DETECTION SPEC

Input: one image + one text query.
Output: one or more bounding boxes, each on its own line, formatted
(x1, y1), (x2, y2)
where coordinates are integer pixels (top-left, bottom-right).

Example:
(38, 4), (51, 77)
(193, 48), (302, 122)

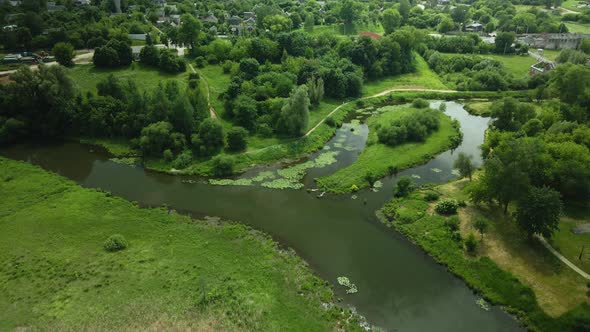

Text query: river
(0, 102), (523, 331)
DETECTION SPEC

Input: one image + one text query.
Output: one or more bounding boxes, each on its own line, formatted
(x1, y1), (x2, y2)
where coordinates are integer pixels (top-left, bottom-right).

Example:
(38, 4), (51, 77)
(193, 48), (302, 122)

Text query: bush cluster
(103, 234), (128, 252)
(435, 199), (459, 215)
(378, 109), (440, 146)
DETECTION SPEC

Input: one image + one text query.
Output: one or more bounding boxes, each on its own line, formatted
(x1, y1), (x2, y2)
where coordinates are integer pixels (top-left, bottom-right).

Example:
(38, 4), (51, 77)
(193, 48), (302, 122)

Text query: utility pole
(580, 246), (585, 261)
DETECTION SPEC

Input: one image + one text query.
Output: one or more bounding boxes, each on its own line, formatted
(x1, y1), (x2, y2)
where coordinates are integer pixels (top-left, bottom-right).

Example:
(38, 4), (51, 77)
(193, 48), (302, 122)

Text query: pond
(0, 102), (523, 331)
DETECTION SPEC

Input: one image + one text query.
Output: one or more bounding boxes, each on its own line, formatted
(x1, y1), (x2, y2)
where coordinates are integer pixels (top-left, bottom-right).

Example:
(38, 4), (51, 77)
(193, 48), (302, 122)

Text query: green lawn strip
(78, 137), (140, 157)
(482, 54), (537, 78)
(552, 210), (590, 274)
(316, 106), (461, 193)
(377, 189), (590, 332)
(68, 63), (189, 94)
(0, 157), (362, 331)
(565, 22), (590, 33)
(362, 55), (448, 96)
(464, 101), (493, 116)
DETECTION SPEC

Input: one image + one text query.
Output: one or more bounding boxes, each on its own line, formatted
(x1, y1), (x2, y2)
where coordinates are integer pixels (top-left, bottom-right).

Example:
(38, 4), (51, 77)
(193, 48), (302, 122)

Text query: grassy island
(0, 157), (358, 331)
(316, 105), (461, 193)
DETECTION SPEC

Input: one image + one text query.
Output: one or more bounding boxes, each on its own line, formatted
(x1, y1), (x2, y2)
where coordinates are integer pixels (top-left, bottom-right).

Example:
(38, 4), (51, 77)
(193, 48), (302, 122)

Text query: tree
(171, 96), (195, 136)
(277, 85), (310, 137)
(263, 15), (293, 34)
(211, 155), (235, 176)
(394, 176), (414, 197)
(139, 121), (174, 156)
(580, 38), (590, 54)
(306, 76), (324, 106)
(304, 14), (315, 32)
(232, 95), (258, 130)
(495, 32), (515, 54)
(398, 0), (411, 23)
(139, 45), (160, 66)
(227, 127), (248, 152)
(178, 14), (202, 49)
(454, 152), (475, 180)
(381, 9), (402, 35)
(474, 218), (489, 240)
(93, 46), (119, 67)
(239, 58), (260, 80)
(451, 5), (470, 30)
(52, 42), (75, 67)
(339, 0), (363, 24)
(437, 16), (455, 33)
(516, 186), (562, 239)
(194, 118), (224, 155)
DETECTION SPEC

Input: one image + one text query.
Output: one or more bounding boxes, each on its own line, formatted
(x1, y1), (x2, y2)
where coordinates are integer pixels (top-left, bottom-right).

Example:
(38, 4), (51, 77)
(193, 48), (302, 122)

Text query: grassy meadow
(316, 105), (461, 193)
(0, 157), (349, 331)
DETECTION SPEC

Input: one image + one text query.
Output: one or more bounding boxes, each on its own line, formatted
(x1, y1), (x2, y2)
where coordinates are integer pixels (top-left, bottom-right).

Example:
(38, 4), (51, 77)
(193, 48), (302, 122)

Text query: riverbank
(316, 105), (462, 193)
(377, 178), (590, 332)
(0, 157), (364, 331)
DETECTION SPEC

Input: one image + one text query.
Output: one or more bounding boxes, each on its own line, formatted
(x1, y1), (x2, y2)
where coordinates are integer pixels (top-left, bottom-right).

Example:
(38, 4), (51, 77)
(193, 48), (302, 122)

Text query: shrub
(163, 149), (174, 162)
(424, 191), (440, 202)
(444, 216), (460, 231)
(451, 231), (462, 242)
(464, 233), (478, 253)
(104, 234), (128, 252)
(195, 56), (207, 68)
(411, 98), (430, 108)
(394, 177), (414, 197)
(211, 155), (235, 176)
(325, 116), (337, 127)
(227, 127), (248, 152)
(435, 199), (459, 215)
(172, 151), (192, 169)
(189, 79), (199, 89)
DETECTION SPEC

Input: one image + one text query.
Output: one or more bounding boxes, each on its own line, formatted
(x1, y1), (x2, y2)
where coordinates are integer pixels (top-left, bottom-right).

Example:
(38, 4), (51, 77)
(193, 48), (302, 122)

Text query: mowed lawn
(482, 54), (536, 77)
(362, 55), (448, 96)
(68, 63), (189, 94)
(317, 106), (459, 193)
(565, 21), (590, 34)
(0, 157), (337, 331)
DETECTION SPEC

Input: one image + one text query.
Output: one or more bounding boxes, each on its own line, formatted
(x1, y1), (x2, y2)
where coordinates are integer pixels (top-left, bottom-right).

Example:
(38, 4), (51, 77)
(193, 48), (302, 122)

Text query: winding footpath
(188, 63), (218, 119)
(304, 87), (457, 137)
(537, 235), (590, 280)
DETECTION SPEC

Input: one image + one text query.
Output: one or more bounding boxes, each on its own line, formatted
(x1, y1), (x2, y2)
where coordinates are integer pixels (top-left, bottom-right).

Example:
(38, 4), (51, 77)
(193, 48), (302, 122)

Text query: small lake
(1, 102), (523, 331)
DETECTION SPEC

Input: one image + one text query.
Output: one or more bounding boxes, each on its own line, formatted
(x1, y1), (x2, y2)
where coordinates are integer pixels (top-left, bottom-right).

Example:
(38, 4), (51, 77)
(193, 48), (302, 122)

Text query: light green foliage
(435, 199), (459, 215)
(277, 85), (310, 137)
(0, 158), (341, 331)
(103, 234), (128, 252)
(453, 152), (474, 180)
(52, 42), (75, 67)
(381, 9), (402, 34)
(337, 276), (358, 294)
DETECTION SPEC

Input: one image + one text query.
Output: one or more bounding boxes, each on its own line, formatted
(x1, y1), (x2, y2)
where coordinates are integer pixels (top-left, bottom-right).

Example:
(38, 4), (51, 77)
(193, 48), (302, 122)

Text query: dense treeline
(468, 63), (590, 239)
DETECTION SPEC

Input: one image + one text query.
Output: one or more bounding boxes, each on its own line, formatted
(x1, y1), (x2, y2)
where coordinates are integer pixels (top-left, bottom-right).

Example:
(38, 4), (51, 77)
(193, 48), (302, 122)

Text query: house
(201, 14), (218, 24)
(228, 15), (242, 27)
(2, 24), (17, 31)
(169, 14), (181, 24)
(517, 33), (589, 50)
(465, 23), (483, 33)
(244, 11), (256, 20)
(75, 0), (91, 5)
(438, 0), (450, 5)
(128, 33), (147, 41)
(46, 1), (65, 11)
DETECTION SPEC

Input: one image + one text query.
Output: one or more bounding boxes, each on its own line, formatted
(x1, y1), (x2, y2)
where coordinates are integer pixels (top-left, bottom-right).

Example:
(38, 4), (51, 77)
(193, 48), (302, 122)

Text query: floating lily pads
(109, 157), (140, 166)
(451, 169), (461, 176)
(411, 174), (421, 179)
(337, 276), (358, 294)
(431, 168), (442, 173)
(261, 179), (304, 190)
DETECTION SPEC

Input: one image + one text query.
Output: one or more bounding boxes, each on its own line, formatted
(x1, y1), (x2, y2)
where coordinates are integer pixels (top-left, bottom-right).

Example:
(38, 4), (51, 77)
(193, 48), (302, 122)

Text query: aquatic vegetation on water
(314, 151), (339, 168)
(333, 142), (344, 148)
(351, 195), (357, 200)
(411, 174), (421, 179)
(451, 169), (461, 176)
(343, 146), (356, 151)
(373, 180), (383, 188)
(251, 171), (276, 182)
(431, 168), (442, 173)
(208, 178), (253, 186)
(323, 145), (331, 150)
(337, 276), (358, 294)
(261, 179), (304, 190)
(476, 298), (490, 311)
(110, 157), (140, 166)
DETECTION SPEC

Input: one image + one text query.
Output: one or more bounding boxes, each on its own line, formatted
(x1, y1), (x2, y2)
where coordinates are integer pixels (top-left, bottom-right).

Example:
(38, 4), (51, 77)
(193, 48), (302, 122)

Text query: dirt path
(304, 88), (457, 137)
(537, 235), (590, 280)
(189, 64), (218, 120)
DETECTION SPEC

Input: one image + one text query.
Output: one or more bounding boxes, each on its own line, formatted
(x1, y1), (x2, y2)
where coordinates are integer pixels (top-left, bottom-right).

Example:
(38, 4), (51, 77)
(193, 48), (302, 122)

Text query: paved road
(0, 50), (95, 76)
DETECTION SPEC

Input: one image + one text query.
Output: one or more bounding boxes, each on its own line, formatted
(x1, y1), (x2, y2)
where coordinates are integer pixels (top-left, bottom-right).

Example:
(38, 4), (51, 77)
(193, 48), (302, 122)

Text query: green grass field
(378, 180), (590, 332)
(482, 54), (536, 77)
(464, 101), (493, 116)
(362, 55), (448, 96)
(552, 205), (590, 274)
(0, 157), (347, 331)
(562, 0), (584, 12)
(68, 63), (189, 94)
(565, 22), (590, 33)
(316, 106), (460, 193)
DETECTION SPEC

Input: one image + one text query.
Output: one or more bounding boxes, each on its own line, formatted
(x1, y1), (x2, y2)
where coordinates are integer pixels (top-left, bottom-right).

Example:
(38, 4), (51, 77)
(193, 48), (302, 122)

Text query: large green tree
(52, 42), (75, 67)
(381, 9), (402, 35)
(277, 85), (310, 137)
(516, 186), (562, 239)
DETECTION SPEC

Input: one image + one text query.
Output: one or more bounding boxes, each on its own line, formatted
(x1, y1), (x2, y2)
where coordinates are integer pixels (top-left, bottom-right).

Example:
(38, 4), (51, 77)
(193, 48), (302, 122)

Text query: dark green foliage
(193, 119), (224, 156)
(453, 152), (474, 180)
(411, 98), (430, 108)
(516, 186), (562, 239)
(378, 108), (440, 146)
(231, 95), (258, 130)
(227, 127), (248, 152)
(464, 233), (478, 253)
(52, 42), (75, 67)
(435, 199), (459, 215)
(445, 216), (460, 231)
(239, 58), (260, 80)
(394, 176), (414, 197)
(93, 46), (119, 67)
(325, 117), (337, 127)
(172, 151), (193, 169)
(159, 50), (186, 73)
(474, 218), (489, 239)
(211, 155), (235, 176)
(424, 191), (440, 202)
(491, 98), (536, 131)
(104, 234), (128, 252)
(139, 122), (178, 157)
(139, 45), (160, 66)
